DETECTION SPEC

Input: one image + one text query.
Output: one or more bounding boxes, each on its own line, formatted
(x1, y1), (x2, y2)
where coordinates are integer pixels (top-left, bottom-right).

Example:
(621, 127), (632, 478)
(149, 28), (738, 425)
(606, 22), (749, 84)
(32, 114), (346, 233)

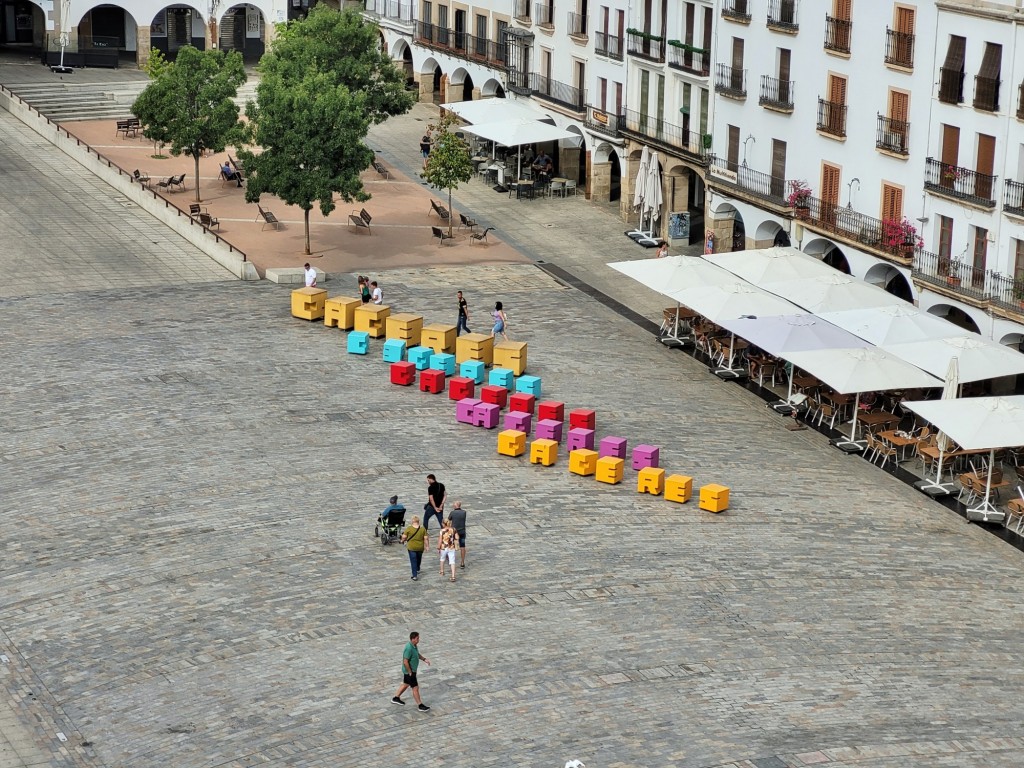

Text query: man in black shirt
(456, 290), (471, 336)
(424, 474), (446, 531)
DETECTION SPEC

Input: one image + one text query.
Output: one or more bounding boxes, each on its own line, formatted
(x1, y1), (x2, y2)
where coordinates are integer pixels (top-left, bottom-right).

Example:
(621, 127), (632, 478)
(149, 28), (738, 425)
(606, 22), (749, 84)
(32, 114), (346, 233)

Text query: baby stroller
(375, 497), (406, 546)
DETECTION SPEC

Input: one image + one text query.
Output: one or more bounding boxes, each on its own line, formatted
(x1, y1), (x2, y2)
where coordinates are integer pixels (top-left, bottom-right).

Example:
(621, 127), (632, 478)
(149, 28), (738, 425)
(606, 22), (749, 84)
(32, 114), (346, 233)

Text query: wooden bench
(116, 118), (139, 138)
(157, 174), (186, 193)
(373, 160), (390, 180)
(198, 211), (220, 231)
(227, 155), (246, 182)
(256, 204), (281, 231)
(470, 226), (494, 245)
(348, 208), (372, 233)
(432, 226), (454, 246)
(429, 199), (451, 220)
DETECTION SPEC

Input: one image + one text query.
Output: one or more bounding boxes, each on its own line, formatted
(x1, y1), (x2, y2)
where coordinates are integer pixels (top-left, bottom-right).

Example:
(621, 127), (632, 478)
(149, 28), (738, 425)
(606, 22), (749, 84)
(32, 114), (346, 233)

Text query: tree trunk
(304, 208), (311, 255)
(447, 188), (454, 238)
(193, 152), (201, 202)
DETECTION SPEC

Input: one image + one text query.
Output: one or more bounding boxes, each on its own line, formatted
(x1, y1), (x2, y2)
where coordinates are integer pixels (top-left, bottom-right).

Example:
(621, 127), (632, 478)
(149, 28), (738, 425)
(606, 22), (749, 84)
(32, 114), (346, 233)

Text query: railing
(568, 12), (587, 37)
(715, 64), (746, 98)
(767, 0), (798, 31)
(534, 2), (553, 27)
(627, 31), (665, 62)
(585, 105), (622, 136)
(884, 28), (914, 68)
(973, 75), (1000, 112)
(1004, 179), (1024, 217)
(816, 97), (847, 137)
(759, 75), (794, 110)
(707, 155), (788, 205)
(876, 114), (909, 155)
(722, 0), (751, 22)
(513, 0), (530, 21)
(912, 250), (989, 301)
(988, 271), (1024, 313)
(622, 109), (708, 160)
(362, 0), (413, 22)
(824, 16), (851, 53)
(924, 157), (997, 207)
(414, 22), (507, 67)
(594, 31), (624, 60)
(939, 67), (964, 104)
(667, 43), (710, 76)
(530, 73), (585, 112)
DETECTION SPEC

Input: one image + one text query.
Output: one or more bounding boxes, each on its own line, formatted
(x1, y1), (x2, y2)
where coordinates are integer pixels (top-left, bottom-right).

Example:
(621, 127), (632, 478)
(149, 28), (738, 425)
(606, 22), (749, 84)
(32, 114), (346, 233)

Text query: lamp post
(208, 0), (221, 49)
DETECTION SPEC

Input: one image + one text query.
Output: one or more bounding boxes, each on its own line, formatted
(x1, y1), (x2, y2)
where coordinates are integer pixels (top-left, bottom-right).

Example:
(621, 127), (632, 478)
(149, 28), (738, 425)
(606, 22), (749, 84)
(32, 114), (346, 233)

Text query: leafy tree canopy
(422, 111), (474, 236)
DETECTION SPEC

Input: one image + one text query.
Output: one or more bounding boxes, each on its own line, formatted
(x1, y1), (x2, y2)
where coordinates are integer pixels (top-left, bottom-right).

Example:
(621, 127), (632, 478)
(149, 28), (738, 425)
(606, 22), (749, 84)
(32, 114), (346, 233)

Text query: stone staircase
(5, 78), (260, 123)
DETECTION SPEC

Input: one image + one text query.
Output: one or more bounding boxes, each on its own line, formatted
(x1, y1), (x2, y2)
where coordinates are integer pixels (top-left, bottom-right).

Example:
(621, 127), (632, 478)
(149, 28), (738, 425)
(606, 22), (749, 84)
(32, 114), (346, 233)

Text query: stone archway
(562, 124), (586, 189)
(804, 238), (851, 274)
(754, 219), (788, 249)
(148, 5), (206, 59)
(417, 56), (442, 103)
(924, 304), (981, 334)
(218, 3), (267, 63)
(480, 77), (505, 98)
(74, 3), (139, 64)
(590, 143), (620, 203)
(709, 202), (743, 253)
(865, 263), (914, 302)
(0, 0), (46, 49)
(391, 38), (413, 85)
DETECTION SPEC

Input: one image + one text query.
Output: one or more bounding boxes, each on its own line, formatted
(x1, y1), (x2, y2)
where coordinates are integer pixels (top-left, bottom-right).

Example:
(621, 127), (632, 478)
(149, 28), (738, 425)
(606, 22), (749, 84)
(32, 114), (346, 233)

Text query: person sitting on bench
(221, 161), (243, 188)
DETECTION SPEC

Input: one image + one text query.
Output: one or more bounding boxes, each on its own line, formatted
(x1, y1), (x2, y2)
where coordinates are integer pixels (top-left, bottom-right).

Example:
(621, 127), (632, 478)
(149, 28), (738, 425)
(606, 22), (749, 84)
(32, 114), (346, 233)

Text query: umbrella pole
(787, 365), (794, 400)
(849, 393), (860, 441)
(933, 448), (945, 484)
(727, 333), (735, 370)
(967, 448), (1003, 523)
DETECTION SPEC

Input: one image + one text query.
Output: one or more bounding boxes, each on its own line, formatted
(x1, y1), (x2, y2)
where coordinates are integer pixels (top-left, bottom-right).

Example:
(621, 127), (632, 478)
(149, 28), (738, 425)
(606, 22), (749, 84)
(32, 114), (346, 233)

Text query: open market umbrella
(703, 246), (835, 286)
(762, 272), (905, 314)
(819, 305), (962, 346)
(880, 335), (1024, 383)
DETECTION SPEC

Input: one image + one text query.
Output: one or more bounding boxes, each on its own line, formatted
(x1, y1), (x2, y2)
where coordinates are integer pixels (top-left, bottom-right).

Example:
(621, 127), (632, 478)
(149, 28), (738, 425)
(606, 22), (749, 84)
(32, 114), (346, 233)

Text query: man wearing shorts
(437, 518), (458, 582)
(392, 631), (430, 711)
(449, 500), (467, 569)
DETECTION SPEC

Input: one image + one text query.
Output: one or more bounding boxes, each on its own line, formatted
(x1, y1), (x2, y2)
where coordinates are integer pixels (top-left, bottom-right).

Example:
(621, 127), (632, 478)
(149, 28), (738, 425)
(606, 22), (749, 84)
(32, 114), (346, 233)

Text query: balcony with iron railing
(414, 22), (507, 67)
(1004, 179), (1024, 217)
(529, 73), (585, 113)
(722, 0), (751, 23)
(627, 31), (665, 62)
(939, 67), (964, 104)
(715, 64), (746, 98)
(912, 249), (990, 303)
(534, 2), (553, 28)
(973, 75), (1000, 112)
(667, 42), (709, 77)
(363, 0), (413, 23)
(876, 114), (909, 155)
(988, 271), (1024, 315)
(513, 0), (530, 22)
(767, 0), (798, 32)
(706, 155), (789, 206)
(884, 28), (914, 68)
(621, 109), (707, 161)
(824, 16), (851, 53)
(800, 196), (917, 263)
(759, 75), (794, 111)
(816, 98), (847, 137)
(924, 157), (997, 208)
(585, 105), (622, 137)
(594, 30), (624, 60)
(568, 12), (587, 38)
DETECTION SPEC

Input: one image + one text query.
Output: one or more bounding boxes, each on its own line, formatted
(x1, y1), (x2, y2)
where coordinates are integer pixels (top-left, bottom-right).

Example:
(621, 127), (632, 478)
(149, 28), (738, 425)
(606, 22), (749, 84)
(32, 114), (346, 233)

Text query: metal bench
(432, 226), (454, 246)
(256, 204), (281, 231)
(429, 199), (451, 220)
(348, 208), (372, 233)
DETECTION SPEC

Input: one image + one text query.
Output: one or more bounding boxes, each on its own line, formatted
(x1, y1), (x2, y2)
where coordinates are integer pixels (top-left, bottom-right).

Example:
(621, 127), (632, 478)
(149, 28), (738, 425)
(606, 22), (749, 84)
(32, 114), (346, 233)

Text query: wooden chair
(256, 204), (281, 231)
(817, 402), (840, 431)
(189, 203), (202, 218)
(429, 199), (451, 220)
(1005, 487), (1024, 534)
(198, 211), (219, 230)
(348, 208), (372, 233)
(458, 212), (477, 232)
(132, 169), (150, 187)
(470, 226), (495, 245)
(167, 174), (186, 192)
(432, 226), (454, 246)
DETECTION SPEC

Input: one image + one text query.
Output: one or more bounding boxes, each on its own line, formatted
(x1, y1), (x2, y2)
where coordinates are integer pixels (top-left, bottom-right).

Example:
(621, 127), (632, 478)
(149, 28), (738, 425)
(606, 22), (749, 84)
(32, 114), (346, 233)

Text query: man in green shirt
(392, 631), (431, 711)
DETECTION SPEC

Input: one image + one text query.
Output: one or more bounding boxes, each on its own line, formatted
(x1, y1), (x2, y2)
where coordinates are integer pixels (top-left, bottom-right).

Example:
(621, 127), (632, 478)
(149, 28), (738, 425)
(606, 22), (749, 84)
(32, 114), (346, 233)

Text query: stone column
(711, 216), (733, 254)
(590, 160), (611, 203)
(136, 25), (151, 68)
(418, 77), (433, 103)
(471, 87), (480, 100)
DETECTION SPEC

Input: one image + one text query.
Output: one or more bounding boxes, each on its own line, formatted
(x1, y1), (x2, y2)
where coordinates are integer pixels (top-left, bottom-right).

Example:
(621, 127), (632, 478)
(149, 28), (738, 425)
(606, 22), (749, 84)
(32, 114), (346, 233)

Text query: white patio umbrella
(627, 146), (650, 238)
(903, 395), (1024, 521)
(819, 305), (963, 347)
(703, 246), (835, 286)
(784, 346), (940, 449)
(880, 335), (1024, 383)
(915, 357), (959, 496)
(460, 118), (575, 179)
(637, 150), (664, 246)
(440, 99), (541, 124)
(53, 0), (73, 73)
(763, 272), (906, 314)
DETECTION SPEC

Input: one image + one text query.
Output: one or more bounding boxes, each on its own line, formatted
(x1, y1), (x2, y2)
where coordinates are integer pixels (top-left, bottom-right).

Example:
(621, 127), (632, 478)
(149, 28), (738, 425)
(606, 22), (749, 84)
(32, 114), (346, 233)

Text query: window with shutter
(895, 6), (914, 34)
(770, 140), (787, 199)
(834, 0), (851, 21)
(727, 125), (740, 172)
(940, 124), (960, 168)
(1015, 239), (1024, 283)
(976, 133), (996, 200)
(972, 227), (988, 283)
(974, 42), (1002, 111)
(937, 215), (953, 261)
(880, 183), (904, 222)
(821, 163), (840, 206)
(939, 35), (966, 103)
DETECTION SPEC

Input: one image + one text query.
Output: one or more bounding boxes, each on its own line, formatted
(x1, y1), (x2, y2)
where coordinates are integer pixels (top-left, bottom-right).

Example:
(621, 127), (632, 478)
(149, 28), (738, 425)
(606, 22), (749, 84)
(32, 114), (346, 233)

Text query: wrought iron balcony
(884, 28), (914, 68)
(706, 155), (788, 206)
(767, 0), (798, 32)
(759, 75), (794, 110)
(938, 67), (964, 104)
(973, 75), (1000, 112)
(622, 109), (708, 161)
(414, 23), (507, 67)
(534, 2), (553, 28)
(594, 31), (623, 60)
(824, 16), (851, 53)
(987, 271), (1024, 314)
(722, 0), (751, 23)
(924, 157), (997, 208)
(715, 64), (746, 98)
(568, 12), (587, 38)
(585, 105), (622, 137)
(627, 31), (665, 62)
(513, 0), (530, 22)
(1004, 179), (1024, 217)
(799, 196), (918, 263)
(912, 249), (989, 301)
(816, 97), (847, 137)
(529, 73), (585, 112)
(876, 114), (909, 155)
(667, 43), (709, 76)
(363, 0), (413, 22)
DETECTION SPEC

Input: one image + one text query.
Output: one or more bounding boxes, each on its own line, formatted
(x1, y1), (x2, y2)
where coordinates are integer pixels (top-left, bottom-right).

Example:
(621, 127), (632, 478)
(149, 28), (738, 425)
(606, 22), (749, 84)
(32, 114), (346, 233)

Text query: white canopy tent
(703, 246), (836, 286)
(903, 395), (1024, 521)
(441, 99), (544, 124)
(880, 335), (1024, 383)
(460, 119), (576, 179)
(819, 305), (963, 347)
(762, 272), (906, 314)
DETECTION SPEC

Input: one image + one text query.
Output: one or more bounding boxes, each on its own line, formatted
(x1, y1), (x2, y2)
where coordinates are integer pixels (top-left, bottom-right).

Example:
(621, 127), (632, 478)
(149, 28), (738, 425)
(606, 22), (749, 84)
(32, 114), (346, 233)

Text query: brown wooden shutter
(829, 74), (847, 106)
(940, 124), (960, 166)
(779, 49), (791, 81)
(771, 139), (787, 198)
(821, 164), (841, 206)
(979, 43), (1002, 80)
(702, 7), (711, 52)
(895, 6), (914, 34)
(976, 134), (995, 176)
(727, 124), (740, 171)
(684, 3), (694, 45)
(880, 183), (903, 221)
(889, 90), (909, 122)
(732, 37), (744, 70)
(942, 35), (966, 70)
(834, 0), (851, 21)
(973, 228), (988, 276)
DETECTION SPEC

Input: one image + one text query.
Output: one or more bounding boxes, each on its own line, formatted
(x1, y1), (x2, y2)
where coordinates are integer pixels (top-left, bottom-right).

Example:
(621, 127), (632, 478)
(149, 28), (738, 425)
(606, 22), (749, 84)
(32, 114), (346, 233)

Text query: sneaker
(460, 563), (465, 569)
(417, 703), (430, 712)
(391, 697), (405, 706)
(411, 575), (418, 581)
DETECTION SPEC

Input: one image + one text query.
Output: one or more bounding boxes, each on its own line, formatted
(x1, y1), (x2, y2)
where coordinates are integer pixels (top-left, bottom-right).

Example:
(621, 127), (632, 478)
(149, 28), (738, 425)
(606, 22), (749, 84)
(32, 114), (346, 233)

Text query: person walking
(456, 290), (471, 336)
(449, 500), (467, 569)
(437, 518), (458, 582)
(400, 516), (428, 581)
(392, 631), (431, 711)
(303, 263), (317, 287)
(359, 276), (371, 304)
(420, 134), (431, 169)
(371, 281), (383, 304)
(491, 301), (509, 341)
(423, 474), (447, 531)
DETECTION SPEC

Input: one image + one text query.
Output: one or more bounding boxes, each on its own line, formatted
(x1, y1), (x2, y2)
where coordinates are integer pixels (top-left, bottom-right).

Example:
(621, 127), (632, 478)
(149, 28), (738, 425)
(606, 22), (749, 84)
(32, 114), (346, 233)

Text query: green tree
(131, 46), (246, 202)
(238, 69), (374, 255)
(421, 112), (474, 237)
(141, 47), (171, 80)
(260, 5), (413, 125)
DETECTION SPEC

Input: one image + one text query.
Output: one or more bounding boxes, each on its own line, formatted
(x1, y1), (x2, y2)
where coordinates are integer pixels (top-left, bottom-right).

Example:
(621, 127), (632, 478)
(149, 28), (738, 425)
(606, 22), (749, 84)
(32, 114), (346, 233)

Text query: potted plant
(938, 257), (961, 287)
(1013, 280), (1024, 309)
(786, 180), (812, 219)
(881, 217), (924, 258)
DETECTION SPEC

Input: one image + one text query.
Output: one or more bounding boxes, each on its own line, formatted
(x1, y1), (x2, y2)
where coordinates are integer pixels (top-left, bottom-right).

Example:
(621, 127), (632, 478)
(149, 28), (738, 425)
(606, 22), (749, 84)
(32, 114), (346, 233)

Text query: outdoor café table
(876, 429), (920, 463)
(856, 411), (901, 434)
(793, 373), (821, 392)
(822, 390), (855, 422)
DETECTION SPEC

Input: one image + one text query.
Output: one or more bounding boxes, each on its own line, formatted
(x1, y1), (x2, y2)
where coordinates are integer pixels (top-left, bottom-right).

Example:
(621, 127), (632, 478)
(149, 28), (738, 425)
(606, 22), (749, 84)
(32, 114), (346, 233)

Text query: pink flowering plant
(786, 179), (812, 208)
(882, 217), (924, 249)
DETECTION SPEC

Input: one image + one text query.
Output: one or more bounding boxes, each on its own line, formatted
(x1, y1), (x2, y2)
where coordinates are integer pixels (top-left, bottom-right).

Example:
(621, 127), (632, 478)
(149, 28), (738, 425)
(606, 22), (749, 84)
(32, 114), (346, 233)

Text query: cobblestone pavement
(4, 263), (1024, 768)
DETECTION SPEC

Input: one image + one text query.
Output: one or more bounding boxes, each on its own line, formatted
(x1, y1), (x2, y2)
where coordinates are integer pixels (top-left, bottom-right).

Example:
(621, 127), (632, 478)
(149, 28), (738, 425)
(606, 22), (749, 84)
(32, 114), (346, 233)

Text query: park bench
(348, 208), (372, 233)
(432, 226), (454, 246)
(157, 174), (186, 193)
(116, 118), (139, 138)
(256, 204), (281, 231)
(373, 159), (390, 180)
(470, 226), (495, 245)
(429, 199), (451, 220)
(458, 212), (477, 232)
(227, 155), (246, 182)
